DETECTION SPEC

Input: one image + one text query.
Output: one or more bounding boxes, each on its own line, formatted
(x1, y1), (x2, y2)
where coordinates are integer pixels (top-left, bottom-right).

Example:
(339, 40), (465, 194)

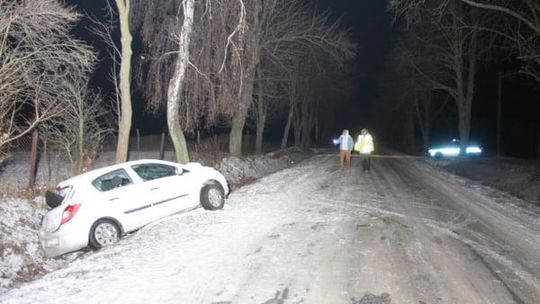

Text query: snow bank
(0, 198), (67, 293)
(430, 157), (540, 206)
(0, 147), (312, 293)
(218, 147), (311, 186)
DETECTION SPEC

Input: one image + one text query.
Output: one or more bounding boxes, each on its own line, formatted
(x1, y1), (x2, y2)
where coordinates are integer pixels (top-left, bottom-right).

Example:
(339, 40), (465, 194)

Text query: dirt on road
(2, 154), (539, 304)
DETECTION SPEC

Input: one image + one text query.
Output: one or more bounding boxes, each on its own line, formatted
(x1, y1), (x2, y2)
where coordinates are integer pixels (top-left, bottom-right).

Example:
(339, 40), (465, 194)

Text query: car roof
(59, 159), (180, 186)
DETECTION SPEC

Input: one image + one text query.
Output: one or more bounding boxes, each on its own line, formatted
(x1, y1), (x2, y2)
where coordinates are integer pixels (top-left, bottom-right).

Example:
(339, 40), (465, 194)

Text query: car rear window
(92, 169), (133, 192)
(56, 185), (72, 198)
(46, 186), (72, 208)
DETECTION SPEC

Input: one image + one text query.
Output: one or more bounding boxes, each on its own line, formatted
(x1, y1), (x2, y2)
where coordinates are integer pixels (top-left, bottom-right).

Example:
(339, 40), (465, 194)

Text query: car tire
(435, 152), (444, 159)
(89, 219), (120, 249)
(200, 182), (225, 210)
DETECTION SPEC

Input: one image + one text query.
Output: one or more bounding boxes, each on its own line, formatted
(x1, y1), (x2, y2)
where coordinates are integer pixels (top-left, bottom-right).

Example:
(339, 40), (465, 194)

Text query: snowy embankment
(429, 157), (540, 207)
(0, 198), (68, 292)
(0, 148), (311, 293)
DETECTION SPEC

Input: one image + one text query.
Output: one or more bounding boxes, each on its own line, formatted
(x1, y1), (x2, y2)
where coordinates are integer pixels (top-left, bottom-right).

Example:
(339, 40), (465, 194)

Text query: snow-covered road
(2, 154), (540, 304)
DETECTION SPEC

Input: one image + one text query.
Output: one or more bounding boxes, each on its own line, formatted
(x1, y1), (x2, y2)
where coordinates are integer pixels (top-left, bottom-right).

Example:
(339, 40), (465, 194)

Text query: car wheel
(89, 219), (120, 249)
(200, 183), (225, 210)
(435, 152), (444, 159)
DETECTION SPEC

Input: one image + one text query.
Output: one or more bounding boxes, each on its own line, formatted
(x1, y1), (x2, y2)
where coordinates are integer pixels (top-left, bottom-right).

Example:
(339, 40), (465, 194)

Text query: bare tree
(249, 63), (287, 153)
(113, 0), (134, 163)
(388, 1), (496, 152)
(165, 0), (195, 164)
(281, 64), (300, 149)
(42, 77), (111, 174)
(244, 1), (355, 152)
(132, 0), (354, 157)
(279, 44), (355, 149)
(384, 36), (451, 152)
(459, 0), (540, 83)
(132, 0), (241, 160)
(88, 1), (122, 129)
(252, 67), (268, 154)
(0, 0), (95, 165)
(242, 0), (355, 154)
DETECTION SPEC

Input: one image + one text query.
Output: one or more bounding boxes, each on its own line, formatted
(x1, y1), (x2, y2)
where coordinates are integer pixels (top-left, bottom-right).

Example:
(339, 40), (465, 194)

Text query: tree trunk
(423, 118), (431, 154)
(229, 71), (255, 157)
(301, 101), (311, 148)
(114, 0), (133, 163)
(229, 115), (246, 157)
(159, 132), (166, 160)
(315, 112), (319, 144)
(293, 106), (302, 147)
(77, 109), (84, 173)
(255, 111), (266, 154)
(458, 103), (471, 148)
(281, 103), (294, 149)
(167, 0), (195, 164)
(458, 50), (477, 154)
(281, 78), (297, 150)
(403, 109), (415, 152)
(293, 126), (301, 147)
(28, 131), (39, 189)
(255, 72), (266, 154)
(414, 93), (431, 153)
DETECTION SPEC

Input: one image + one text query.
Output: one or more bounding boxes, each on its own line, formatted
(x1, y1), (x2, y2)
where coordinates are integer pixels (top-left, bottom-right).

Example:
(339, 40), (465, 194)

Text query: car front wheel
(89, 219), (120, 249)
(200, 183), (225, 210)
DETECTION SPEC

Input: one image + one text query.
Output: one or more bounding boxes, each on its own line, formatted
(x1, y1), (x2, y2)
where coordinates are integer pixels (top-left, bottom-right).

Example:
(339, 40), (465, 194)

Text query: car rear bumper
(39, 227), (88, 257)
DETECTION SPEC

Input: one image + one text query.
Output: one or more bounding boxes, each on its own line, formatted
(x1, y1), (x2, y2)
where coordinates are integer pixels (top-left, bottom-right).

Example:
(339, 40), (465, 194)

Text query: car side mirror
(177, 168), (189, 176)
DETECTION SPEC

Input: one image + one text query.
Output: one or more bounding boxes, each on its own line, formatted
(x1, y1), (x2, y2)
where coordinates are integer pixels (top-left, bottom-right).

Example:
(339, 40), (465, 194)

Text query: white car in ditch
(40, 159), (229, 257)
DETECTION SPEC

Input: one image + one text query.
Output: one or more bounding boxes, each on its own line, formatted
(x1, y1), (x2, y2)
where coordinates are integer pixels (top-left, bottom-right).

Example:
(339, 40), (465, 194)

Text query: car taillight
(60, 203), (81, 225)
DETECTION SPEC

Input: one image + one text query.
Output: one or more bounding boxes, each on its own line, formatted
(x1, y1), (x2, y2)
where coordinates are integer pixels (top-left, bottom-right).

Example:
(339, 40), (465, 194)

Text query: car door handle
(150, 187), (160, 191)
(109, 197), (119, 201)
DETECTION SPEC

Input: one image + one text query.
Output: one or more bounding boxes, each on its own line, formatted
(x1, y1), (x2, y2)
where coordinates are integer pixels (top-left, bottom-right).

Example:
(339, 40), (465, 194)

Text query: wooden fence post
(159, 132), (166, 160)
(136, 129), (141, 160)
(536, 131), (540, 165)
(28, 131), (39, 189)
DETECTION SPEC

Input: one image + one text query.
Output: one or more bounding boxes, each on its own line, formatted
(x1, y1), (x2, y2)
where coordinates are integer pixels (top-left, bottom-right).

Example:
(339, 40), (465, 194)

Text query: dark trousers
(361, 154), (370, 172)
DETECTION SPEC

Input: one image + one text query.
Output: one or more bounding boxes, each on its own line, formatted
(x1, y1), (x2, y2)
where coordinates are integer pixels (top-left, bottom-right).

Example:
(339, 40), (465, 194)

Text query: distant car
(428, 139), (482, 158)
(39, 159), (229, 257)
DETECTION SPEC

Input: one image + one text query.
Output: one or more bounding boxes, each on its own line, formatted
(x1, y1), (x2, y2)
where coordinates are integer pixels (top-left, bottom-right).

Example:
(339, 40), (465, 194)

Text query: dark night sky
(70, 0), (539, 158)
(311, 0), (392, 131)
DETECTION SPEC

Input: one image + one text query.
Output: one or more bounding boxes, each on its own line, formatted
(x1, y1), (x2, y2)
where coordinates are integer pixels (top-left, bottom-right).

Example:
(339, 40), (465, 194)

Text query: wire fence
(1, 132), (235, 193)
(9, 132), (231, 153)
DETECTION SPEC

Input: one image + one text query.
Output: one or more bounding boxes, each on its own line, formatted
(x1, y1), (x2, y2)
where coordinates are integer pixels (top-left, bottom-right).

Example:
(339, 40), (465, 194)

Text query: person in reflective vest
(337, 129), (354, 171)
(354, 129), (374, 172)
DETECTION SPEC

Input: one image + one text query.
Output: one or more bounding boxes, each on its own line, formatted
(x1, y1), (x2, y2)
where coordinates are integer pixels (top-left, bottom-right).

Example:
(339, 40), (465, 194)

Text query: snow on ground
(218, 147), (309, 186)
(0, 148), (311, 294)
(2, 155), (370, 303)
(0, 198), (70, 293)
(1, 153), (539, 303)
(430, 157), (540, 206)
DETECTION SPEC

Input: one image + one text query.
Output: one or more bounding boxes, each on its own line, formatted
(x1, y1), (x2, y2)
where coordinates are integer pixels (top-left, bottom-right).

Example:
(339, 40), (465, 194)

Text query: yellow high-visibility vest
(354, 134), (374, 154)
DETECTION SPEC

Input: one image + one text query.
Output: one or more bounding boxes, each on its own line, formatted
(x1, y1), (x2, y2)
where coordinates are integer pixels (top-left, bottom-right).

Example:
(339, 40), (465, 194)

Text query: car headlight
(466, 146), (482, 154)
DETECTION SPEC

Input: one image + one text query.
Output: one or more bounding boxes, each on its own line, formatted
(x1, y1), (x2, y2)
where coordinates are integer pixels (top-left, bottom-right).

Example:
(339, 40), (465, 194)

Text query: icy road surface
(2, 154), (540, 304)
